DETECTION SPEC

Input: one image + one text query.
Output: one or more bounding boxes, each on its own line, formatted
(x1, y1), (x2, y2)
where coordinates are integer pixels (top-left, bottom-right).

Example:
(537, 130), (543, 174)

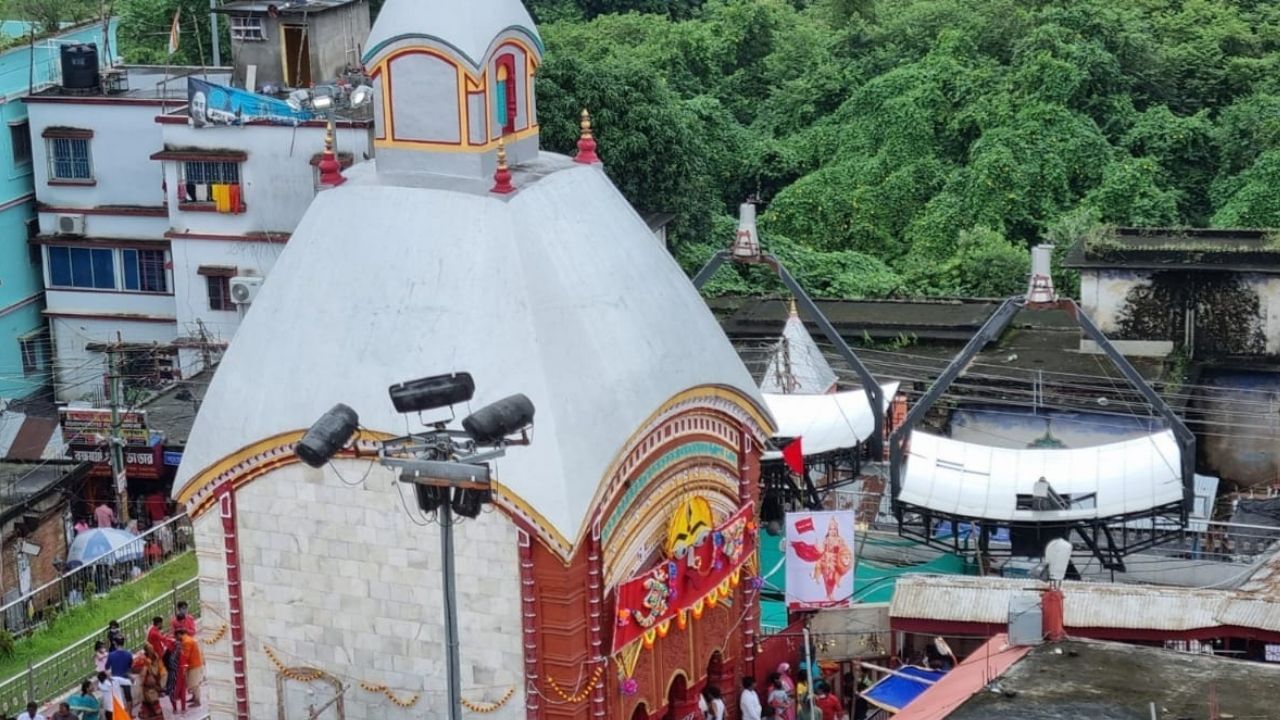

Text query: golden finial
(575, 108), (600, 164)
(491, 136), (514, 194)
(788, 297), (798, 316)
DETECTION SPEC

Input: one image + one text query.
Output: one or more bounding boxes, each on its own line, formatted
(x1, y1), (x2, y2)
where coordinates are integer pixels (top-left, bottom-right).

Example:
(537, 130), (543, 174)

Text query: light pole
(298, 373), (535, 720)
(287, 84), (374, 187)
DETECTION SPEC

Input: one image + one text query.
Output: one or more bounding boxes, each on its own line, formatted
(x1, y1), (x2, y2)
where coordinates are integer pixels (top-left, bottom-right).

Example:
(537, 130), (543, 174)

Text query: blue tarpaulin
(861, 666), (946, 713)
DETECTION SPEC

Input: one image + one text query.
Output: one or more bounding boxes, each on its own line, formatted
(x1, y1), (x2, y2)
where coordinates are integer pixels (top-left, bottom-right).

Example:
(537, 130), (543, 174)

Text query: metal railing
(1, 514), (194, 638)
(0, 576), (200, 716)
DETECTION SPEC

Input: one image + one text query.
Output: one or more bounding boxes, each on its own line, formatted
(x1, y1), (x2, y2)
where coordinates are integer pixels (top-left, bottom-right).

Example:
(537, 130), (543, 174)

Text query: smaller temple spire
(491, 137), (515, 194)
(788, 297), (798, 317)
(317, 123), (346, 187)
(574, 109), (600, 165)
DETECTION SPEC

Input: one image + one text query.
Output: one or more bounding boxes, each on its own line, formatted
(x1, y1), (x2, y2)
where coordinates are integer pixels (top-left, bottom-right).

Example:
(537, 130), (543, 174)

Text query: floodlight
(311, 93), (334, 111)
(451, 487), (490, 519)
(349, 84), (374, 107)
(414, 484), (448, 514)
(296, 403), (359, 467)
(462, 394), (535, 444)
(389, 373), (475, 415)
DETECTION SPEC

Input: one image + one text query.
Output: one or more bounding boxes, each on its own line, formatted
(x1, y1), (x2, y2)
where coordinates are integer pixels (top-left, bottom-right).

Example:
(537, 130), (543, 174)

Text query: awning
(898, 429), (1184, 521)
(762, 383), (899, 457)
(892, 634), (1030, 720)
(862, 666), (946, 713)
(150, 148), (248, 162)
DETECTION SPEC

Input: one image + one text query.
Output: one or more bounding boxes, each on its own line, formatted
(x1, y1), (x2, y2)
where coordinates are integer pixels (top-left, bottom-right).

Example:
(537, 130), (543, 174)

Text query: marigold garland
(359, 681), (421, 708)
(546, 665), (605, 703)
(461, 686), (516, 713)
(201, 623), (229, 645)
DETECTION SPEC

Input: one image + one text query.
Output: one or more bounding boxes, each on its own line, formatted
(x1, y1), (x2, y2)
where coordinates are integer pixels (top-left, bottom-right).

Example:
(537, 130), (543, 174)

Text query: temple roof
(759, 303), (838, 394)
(363, 0), (542, 67)
(173, 154), (769, 546)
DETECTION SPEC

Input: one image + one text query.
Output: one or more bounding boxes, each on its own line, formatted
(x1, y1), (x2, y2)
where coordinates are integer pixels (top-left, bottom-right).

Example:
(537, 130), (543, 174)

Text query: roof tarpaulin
(892, 634), (1030, 720)
(862, 666), (946, 713)
(763, 383), (900, 457)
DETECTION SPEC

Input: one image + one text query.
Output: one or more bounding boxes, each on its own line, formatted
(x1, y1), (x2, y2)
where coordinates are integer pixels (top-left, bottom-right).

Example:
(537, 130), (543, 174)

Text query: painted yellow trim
(374, 125), (539, 153)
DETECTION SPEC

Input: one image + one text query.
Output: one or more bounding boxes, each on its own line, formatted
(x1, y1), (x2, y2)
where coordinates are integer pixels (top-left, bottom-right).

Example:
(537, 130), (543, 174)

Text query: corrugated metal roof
(890, 574), (1280, 633)
(1239, 550), (1280, 598)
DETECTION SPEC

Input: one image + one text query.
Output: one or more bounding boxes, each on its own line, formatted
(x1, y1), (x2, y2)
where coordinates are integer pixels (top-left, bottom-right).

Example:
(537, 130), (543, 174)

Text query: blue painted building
(0, 19), (118, 402)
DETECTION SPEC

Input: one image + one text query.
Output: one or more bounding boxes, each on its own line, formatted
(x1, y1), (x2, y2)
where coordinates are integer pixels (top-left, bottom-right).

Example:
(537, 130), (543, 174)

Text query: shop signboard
(785, 510), (856, 610)
(68, 443), (163, 480)
(60, 408), (150, 446)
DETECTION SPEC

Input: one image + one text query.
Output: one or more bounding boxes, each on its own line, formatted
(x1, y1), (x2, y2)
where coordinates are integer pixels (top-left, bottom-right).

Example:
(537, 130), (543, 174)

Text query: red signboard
(69, 443), (163, 480)
(612, 503), (756, 653)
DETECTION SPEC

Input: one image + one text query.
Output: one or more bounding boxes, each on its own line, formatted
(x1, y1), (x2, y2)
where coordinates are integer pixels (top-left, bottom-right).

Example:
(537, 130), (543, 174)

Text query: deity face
(825, 517), (841, 538)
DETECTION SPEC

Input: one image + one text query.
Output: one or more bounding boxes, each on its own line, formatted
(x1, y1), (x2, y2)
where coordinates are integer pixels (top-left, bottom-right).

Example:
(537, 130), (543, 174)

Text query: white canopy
(762, 383), (900, 458)
(898, 429), (1184, 521)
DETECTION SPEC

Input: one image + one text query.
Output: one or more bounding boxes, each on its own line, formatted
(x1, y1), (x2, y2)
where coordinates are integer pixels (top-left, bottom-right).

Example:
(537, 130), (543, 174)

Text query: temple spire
(575, 109), (600, 165)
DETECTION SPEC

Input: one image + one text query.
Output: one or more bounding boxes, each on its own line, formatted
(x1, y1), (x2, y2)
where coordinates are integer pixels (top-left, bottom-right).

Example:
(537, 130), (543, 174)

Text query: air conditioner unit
(230, 276), (263, 305)
(56, 214), (85, 236)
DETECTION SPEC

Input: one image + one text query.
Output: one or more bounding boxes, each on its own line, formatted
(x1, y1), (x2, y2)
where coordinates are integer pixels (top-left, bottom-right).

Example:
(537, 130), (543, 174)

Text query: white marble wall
(194, 458), (527, 719)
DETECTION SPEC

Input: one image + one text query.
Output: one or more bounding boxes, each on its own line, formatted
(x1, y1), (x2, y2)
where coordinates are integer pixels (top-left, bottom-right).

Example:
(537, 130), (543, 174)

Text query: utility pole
(209, 0), (221, 67)
(106, 334), (129, 524)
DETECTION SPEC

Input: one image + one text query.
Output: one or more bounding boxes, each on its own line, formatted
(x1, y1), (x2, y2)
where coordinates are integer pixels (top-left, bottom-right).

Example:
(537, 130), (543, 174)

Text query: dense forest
(21, 0), (1280, 298)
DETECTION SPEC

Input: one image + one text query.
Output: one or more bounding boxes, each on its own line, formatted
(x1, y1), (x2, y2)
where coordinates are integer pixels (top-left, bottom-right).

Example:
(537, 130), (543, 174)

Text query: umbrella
(67, 528), (144, 565)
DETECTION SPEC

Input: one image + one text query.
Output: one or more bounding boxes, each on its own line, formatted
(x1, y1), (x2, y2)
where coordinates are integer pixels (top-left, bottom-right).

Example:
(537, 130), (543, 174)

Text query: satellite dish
(1044, 538), (1072, 586)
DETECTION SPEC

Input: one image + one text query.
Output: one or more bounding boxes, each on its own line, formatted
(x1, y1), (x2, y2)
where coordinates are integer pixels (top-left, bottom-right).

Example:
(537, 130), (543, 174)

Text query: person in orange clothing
(176, 627), (204, 707)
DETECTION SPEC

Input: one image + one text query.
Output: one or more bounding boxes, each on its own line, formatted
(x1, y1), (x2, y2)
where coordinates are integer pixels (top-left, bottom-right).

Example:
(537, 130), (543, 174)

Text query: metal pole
(107, 339), (130, 524)
(440, 500), (463, 720)
(209, 0), (221, 67)
(802, 625), (816, 719)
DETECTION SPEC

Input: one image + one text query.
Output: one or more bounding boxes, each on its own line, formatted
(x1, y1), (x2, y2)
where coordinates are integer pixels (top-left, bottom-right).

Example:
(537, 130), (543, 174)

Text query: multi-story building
(0, 20), (118, 404)
(25, 53), (371, 404)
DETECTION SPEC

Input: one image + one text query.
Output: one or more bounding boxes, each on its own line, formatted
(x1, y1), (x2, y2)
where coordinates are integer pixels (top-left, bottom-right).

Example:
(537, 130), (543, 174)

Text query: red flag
(794, 516), (815, 535)
(782, 437), (804, 476)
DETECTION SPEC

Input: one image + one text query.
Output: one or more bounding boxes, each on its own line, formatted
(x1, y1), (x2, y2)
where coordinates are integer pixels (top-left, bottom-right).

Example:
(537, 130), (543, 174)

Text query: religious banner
(786, 510), (856, 610)
(612, 502), (755, 654)
(188, 78), (314, 128)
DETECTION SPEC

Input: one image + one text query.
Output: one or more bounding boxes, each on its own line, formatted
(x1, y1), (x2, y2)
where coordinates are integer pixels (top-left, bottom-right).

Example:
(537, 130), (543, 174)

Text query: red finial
(317, 123), (345, 187)
(575, 108), (600, 165)
(491, 137), (515, 194)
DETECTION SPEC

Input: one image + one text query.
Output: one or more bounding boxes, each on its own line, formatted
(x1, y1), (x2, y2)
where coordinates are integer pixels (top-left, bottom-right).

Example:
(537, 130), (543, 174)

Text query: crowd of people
(15, 602), (205, 720)
(738, 662), (873, 720)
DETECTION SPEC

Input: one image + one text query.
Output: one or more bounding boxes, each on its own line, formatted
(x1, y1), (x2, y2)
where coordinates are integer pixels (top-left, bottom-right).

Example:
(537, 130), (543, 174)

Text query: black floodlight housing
(296, 403), (360, 468)
(414, 485), (449, 514)
(462, 394), (536, 444)
(451, 487), (490, 519)
(389, 372), (476, 415)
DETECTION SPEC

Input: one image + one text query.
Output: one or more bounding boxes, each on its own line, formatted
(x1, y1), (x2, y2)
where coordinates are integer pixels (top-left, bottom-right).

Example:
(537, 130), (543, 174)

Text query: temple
(171, 1), (775, 719)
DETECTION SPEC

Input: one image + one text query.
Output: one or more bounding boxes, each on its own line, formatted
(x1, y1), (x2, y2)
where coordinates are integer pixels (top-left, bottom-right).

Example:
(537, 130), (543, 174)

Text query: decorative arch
(493, 53), (517, 134)
(629, 702), (651, 720)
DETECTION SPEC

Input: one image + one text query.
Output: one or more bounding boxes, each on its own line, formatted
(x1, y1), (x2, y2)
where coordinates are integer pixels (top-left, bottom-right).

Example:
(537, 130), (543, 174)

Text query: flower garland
(358, 681), (421, 708)
(461, 686), (516, 713)
(264, 646), (325, 683)
(201, 623), (228, 646)
(546, 665), (605, 703)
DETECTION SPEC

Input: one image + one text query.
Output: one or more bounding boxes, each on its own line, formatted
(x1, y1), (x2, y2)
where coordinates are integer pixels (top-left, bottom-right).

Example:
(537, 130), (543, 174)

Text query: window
(47, 138), (92, 181)
(121, 249), (168, 293)
(206, 275), (234, 311)
(180, 161), (243, 211)
(494, 57), (517, 134)
(230, 15), (265, 41)
(18, 330), (48, 377)
(10, 122), (31, 165)
(47, 246), (114, 289)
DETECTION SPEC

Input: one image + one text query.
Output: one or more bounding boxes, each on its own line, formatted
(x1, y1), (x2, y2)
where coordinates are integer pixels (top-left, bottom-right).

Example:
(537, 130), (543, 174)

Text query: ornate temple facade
(172, 2), (775, 719)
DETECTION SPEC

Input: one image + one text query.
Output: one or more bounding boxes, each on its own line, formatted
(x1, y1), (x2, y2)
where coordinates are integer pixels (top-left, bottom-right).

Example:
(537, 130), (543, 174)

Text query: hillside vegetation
(25, 0), (1280, 297)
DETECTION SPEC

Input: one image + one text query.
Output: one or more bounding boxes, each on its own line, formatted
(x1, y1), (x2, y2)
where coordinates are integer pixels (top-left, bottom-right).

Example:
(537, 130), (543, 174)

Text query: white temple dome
(364, 0), (540, 69)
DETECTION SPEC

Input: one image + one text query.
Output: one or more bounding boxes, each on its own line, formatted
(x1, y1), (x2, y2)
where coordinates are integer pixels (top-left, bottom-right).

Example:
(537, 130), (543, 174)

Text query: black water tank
(60, 43), (100, 90)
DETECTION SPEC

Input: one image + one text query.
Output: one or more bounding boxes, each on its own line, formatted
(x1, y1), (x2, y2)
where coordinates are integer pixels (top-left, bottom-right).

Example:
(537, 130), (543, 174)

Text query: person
(851, 670), (870, 720)
(97, 671), (118, 720)
(706, 685), (726, 720)
(815, 682), (843, 720)
(16, 702), (44, 720)
(74, 519), (89, 535)
(69, 680), (100, 719)
(740, 676), (763, 720)
(49, 703), (75, 720)
(177, 627), (204, 707)
(137, 645), (167, 719)
(106, 639), (134, 706)
(143, 539), (163, 569)
(796, 668), (809, 698)
(171, 601), (197, 638)
(94, 503), (116, 529)
(93, 641), (108, 673)
(145, 492), (168, 524)
(146, 617), (172, 658)
(796, 693), (822, 720)
(767, 673), (792, 720)
(106, 621), (124, 650)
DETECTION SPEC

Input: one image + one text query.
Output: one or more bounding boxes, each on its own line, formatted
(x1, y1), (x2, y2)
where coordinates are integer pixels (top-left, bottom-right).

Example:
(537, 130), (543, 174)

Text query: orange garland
(546, 665), (605, 703)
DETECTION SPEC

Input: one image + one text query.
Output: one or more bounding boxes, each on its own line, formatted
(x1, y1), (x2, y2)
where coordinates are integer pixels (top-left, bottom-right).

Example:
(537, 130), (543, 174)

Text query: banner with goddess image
(785, 510), (855, 610)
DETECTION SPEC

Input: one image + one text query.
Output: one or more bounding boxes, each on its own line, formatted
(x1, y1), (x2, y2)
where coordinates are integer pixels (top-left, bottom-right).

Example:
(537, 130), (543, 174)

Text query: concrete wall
(194, 459), (525, 720)
(1195, 369), (1280, 488)
(161, 121), (371, 235)
(0, 495), (69, 599)
(28, 102), (165, 209)
(1079, 268), (1280, 357)
(0, 200), (44, 400)
(229, 3), (369, 91)
(49, 316), (177, 403)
